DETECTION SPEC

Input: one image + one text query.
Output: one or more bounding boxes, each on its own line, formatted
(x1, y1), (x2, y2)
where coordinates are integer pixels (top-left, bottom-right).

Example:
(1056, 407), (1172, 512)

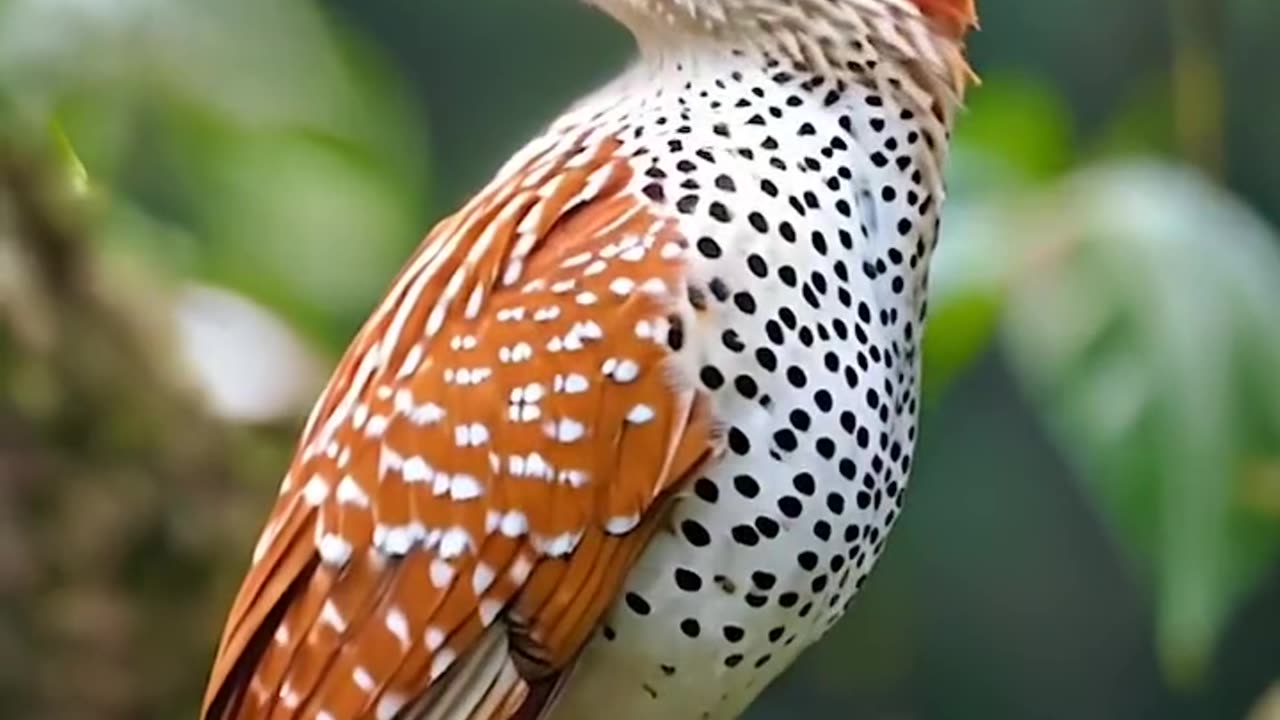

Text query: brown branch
(0, 134), (291, 719)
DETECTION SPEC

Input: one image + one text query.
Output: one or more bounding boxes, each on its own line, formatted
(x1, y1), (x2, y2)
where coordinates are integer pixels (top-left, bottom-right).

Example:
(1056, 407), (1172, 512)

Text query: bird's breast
(537, 57), (941, 719)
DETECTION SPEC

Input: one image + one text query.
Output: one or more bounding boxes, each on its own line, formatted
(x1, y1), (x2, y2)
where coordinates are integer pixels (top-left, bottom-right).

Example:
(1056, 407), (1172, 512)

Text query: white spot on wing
(479, 598), (504, 626)
(572, 320), (604, 341)
(396, 343), (424, 379)
(385, 607), (411, 649)
(376, 693), (407, 720)
(498, 510), (528, 537)
(429, 648), (458, 681)
(509, 554), (534, 584)
(562, 373), (590, 394)
(450, 473), (483, 500)
(375, 523), (420, 556)
(439, 527), (473, 559)
(609, 359), (640, 383)
(605, 514), (641, 534)
(502, 259), (525, 287)
(318, 533), (354, 566)
(320, 599), (348, 632)
(252, 517), (282, 564)
(424, 626), (446, 651)
(280, 681), (301, 709)
(365, 414), (390, 438)
(302, 474), (330, 506)
(336, 475), (370, 507)
(353, 666), (376, 693)
(610, 277), (636, 295)
(533, 305), (561, 322)
(547, 417), (586, 443)
(472, 562), (496, 595)
(626, 403), (656, 423)
(430, 559), (455, 588)
(619, 245), (646, 262)
(533, 530), (584, 557)
(402, 456), (433, 483)
(639, 277), (667, 295)
(561, 251), (593, 268)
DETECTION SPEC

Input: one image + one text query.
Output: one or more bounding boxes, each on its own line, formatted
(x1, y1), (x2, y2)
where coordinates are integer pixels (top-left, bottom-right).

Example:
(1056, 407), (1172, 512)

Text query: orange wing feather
(203, 133), (714, 720)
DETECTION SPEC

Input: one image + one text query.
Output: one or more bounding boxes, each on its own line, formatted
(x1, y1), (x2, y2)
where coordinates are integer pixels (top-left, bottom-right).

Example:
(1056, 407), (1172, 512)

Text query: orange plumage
(911, 0), (979, 38)
(203, 135), (715, 719)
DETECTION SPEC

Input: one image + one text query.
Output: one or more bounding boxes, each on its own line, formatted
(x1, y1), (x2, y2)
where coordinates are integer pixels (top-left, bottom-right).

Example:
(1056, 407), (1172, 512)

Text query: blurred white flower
(172, 282), (326, 424)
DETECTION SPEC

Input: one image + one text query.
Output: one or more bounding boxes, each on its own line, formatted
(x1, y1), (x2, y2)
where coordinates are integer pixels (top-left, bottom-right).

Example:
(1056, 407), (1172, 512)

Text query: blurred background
(0, 0), (1278, 718)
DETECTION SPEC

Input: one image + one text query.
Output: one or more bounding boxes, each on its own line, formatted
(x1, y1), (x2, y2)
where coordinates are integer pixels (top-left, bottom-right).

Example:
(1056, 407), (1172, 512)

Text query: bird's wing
(202, 133), (716, 720)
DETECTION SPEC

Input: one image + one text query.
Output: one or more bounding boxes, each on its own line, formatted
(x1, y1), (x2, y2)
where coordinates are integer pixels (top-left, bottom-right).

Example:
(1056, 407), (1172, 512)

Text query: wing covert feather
(202, 135), (714, 720)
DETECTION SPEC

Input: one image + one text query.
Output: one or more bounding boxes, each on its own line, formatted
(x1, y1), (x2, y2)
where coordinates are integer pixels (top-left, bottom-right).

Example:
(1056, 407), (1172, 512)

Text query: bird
(202, 1), (977, 718)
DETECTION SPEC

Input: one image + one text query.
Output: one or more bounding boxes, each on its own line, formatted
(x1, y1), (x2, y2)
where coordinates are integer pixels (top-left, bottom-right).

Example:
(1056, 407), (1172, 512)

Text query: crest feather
(910, 0), (978, 38)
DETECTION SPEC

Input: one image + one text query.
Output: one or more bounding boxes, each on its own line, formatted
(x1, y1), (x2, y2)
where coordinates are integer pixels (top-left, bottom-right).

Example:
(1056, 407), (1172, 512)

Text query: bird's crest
(909, 0), (978, 39)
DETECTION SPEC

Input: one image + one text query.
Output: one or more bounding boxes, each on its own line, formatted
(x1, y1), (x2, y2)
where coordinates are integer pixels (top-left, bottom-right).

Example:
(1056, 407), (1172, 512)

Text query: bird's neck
(559, 37), (960, 173)
(535, 39), (954, 322)
(596, 0), (974, 111)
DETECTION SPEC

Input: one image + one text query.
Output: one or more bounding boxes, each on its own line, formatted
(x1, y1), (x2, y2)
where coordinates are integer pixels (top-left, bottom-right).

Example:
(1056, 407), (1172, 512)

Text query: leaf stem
(1169, 0), (1226, 179)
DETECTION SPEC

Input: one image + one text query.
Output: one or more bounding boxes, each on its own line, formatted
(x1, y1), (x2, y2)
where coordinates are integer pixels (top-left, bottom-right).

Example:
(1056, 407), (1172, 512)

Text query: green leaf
(0, 0), (431, 350)
(48, 118), (90, 196)
(998, 160), (1280, 687)
(914, 76), (1083, 399)
(951, 74), (1076, 183)
(921, 201), (1012, 399)
(184, 124), (426, 346)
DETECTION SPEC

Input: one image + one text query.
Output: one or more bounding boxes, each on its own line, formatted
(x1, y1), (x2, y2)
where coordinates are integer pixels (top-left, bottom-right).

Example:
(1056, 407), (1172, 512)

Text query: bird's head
(588, 0), (977, 93)
(908, 0), (978, 38)
(587, 0), (977, 40)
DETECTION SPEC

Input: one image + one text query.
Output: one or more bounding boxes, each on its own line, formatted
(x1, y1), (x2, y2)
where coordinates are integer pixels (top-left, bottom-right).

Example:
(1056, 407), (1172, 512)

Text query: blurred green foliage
(997, 165), (1280, 686)
(0, 0), (1277, 718)
(0, 0), (433, 342)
